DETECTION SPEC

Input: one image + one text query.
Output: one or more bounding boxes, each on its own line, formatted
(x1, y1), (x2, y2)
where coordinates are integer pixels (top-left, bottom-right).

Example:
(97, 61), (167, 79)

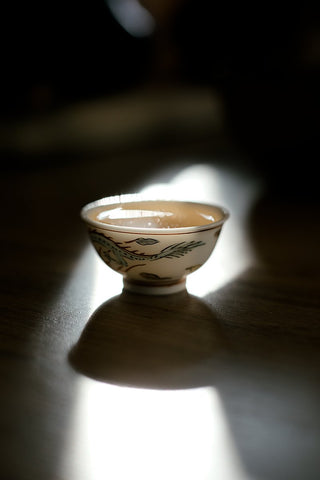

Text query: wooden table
(1, 141), (320, 480)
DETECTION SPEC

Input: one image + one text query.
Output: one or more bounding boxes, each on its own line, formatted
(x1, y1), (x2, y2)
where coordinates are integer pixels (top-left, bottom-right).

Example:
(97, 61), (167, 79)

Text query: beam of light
(86, 162), (261, 306)
(142, 163), (261, 296)
(106, 0), (155, 37)
(87, 247), (123, 312)
(60, 381), (249, 480)
(57, 161), (258, 480)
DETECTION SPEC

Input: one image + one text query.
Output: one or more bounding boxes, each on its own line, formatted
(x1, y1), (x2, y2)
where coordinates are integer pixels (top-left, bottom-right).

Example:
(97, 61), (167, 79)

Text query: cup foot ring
(123, 278), (186, 296)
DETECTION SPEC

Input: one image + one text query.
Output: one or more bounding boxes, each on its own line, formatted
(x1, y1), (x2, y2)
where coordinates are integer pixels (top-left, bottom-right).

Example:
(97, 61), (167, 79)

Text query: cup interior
(81, 195), (229, 234)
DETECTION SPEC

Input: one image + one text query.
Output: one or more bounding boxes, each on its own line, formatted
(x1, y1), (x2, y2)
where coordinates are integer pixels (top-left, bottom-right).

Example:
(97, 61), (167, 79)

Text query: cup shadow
(69, 290), (228, 389)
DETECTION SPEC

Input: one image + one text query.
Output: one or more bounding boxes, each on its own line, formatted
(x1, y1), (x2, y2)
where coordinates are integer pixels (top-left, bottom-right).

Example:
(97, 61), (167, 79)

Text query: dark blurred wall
(1, 0), (152, 116)
(173, 2), (319, 197)
(1, 1), (318, 198)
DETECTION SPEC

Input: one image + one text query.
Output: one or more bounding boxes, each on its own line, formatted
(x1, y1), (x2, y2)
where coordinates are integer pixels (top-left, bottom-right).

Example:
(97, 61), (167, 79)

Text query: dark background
(1, 0), (319, 198)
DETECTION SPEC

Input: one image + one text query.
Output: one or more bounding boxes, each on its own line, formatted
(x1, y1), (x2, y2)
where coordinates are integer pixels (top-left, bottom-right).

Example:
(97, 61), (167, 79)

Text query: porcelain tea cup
(81, 194), (229, 294)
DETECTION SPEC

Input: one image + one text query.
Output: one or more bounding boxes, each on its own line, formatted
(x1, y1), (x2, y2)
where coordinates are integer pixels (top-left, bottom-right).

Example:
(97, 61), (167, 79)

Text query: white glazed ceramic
(81, 194), (229, 295)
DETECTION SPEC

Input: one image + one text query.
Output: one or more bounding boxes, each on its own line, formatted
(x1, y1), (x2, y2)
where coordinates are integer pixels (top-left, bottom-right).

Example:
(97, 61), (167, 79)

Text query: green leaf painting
(134, 238), (160, 245)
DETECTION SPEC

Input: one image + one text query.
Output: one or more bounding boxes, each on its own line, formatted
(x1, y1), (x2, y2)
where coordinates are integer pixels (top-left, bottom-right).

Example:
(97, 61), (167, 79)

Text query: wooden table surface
(1, 140), (320, 480)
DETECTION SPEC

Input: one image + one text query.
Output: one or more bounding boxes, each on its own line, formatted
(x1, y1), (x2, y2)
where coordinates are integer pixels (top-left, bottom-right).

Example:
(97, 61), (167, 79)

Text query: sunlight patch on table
(61, 380), (249, 480)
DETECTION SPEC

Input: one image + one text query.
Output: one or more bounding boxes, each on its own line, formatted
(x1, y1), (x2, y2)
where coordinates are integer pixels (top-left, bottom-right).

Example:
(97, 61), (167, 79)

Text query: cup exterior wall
(87, 225), (223, 286)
